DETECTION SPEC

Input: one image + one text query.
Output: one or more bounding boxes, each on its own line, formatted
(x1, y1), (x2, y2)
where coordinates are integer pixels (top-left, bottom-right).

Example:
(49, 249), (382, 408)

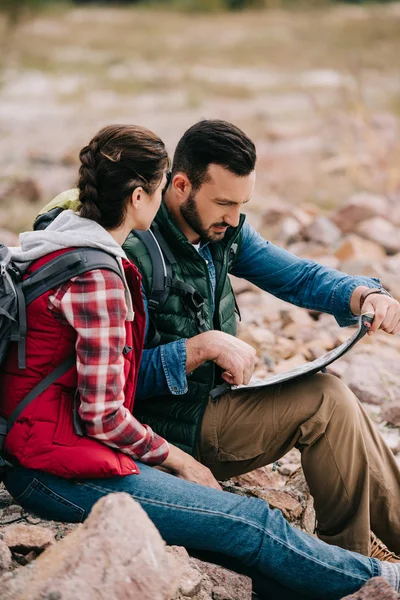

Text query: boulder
(2, 523), (54, 554)
(340, 576), (400, 599)
(0, 539), (12, 572)
(302, 216), (342, 246)
(334, 235), (386, 262)
(340, 352), (400, 405)
(190, 556), (252, 600)
(168, 546), (253, 600)
(332, 193), (390, 233)
(381, 402), (400, 427)
(231, 466), (285, 489)
(248, 488), (303, 521)
(0, 493), (181, 600)
(356, 218), (400, 255)
(0, 178), (41, 204)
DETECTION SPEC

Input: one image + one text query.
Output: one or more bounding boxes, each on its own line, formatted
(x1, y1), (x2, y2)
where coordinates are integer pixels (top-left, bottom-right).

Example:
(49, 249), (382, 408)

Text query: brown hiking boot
(370, 532), (400, 562)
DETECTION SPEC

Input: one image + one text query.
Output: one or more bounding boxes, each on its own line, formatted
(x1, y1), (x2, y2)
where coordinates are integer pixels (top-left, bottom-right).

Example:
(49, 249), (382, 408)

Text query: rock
(301, 496), (316, 535)
(278, 462), (299, 477)
(338, 258), (384, 278)
(13, 550), (38, 566)
(189, 557), (252, 600)
(280, 309), (314, 328)
(0, 229), (19, 247)
(0, 493), (181, 600)
(284, 467), (311, 500)
(229, 275), (257, 295)
(0, 539), (12, 572)
(275, 216), (301, 244)
(24, 515), (42, 525)
(341, 352), (400, 405)
(0, 505), (24, 525)
(332, 192), (390, 233)
(356, 218), (400, 255)
(262, 198), (295, 226)
(340, 576), (400, 599)
(274, 336), (298, 360)
(381, 402), (400, 427)
(302, 216), (342, 246)
(249, 488), (303, 521)
(274, 354), (307, 374)
(168, 546), (209, 600)
(334, 235), (386, 262)
(168, 546), (252, 600)
(239, 325), (275, 349)
(386, 253), (400, 274)
(0, 178), (41, 204)
(2, 523), (54, 554)
(231, 466), (285, 489)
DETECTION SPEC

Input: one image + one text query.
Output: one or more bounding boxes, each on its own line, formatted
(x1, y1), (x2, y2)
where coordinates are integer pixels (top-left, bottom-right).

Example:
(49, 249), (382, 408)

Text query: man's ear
(131, 186), (143, 208)
(172, 173), (190, 196)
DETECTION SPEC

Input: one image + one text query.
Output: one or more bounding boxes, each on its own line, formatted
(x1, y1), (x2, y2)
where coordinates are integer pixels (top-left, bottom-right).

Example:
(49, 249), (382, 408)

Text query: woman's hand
(158, 443), (222, 490)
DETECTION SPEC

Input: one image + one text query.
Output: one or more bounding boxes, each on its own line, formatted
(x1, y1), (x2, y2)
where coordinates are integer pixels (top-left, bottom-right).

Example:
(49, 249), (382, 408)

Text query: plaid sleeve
(48, 268), (169, 465)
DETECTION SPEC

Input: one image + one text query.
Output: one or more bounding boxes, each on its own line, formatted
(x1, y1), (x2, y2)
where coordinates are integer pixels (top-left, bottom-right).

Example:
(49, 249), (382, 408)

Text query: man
(124, 119), (400, 561)
(36, 119), (400, 562)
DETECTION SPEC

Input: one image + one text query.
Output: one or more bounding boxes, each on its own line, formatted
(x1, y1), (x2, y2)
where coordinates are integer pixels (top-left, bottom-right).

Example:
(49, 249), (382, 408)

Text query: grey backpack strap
(131, 229), (169, 315)
(7, 355), (75, 432)
(23, 248), (122, 306)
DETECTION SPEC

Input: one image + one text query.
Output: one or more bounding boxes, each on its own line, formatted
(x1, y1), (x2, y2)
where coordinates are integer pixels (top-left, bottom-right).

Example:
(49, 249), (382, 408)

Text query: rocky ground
(0, 3), (399, 598)
(0, 191), (399, 598)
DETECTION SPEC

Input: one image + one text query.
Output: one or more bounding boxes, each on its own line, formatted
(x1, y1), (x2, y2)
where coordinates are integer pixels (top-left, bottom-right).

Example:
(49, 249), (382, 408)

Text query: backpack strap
(131, 225), (208, 345)
(7, 355), (76, 432)
(10, 248), (121, 370)
(23, 248), (122, 306)
(131, 226), (176, 347)
(131, 228), (170, 316)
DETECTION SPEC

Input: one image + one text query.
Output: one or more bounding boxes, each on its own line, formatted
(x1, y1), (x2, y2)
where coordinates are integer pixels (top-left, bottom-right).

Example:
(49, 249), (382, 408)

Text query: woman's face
(133, 171), (168, 230)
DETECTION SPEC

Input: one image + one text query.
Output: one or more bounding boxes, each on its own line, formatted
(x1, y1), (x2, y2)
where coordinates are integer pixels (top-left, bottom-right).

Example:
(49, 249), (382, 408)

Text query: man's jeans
(4, 464), (381, 600)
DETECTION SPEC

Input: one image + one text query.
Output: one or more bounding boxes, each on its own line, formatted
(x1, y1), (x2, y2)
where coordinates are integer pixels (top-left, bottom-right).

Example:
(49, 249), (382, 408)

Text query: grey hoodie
(9, 209), (134, 320)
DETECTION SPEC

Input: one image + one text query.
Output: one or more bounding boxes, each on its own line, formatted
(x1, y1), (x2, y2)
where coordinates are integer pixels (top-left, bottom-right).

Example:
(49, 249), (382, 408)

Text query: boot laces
(370, 533), (400, 562)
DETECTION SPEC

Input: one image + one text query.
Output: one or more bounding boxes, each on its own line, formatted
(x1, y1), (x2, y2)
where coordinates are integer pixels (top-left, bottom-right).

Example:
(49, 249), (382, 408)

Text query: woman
(1, 124), (399, 600)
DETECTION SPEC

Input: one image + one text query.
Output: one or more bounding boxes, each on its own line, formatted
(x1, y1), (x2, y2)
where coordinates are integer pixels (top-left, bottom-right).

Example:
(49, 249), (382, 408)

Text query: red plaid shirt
(48, 268), (169, 465)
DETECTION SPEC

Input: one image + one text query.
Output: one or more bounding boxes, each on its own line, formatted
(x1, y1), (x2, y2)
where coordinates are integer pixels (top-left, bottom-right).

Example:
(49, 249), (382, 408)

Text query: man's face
(179, 164), (255, 243)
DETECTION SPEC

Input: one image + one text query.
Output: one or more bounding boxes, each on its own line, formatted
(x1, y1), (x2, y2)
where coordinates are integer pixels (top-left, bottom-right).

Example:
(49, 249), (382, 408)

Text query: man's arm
(136, 293), (257, 401)
(232, 222), (383, 327)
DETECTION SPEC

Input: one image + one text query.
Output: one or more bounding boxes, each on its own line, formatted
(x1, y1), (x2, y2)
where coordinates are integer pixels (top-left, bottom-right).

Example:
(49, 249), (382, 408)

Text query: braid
(75, 124), (169, 229)
(78, 139), (102, 222)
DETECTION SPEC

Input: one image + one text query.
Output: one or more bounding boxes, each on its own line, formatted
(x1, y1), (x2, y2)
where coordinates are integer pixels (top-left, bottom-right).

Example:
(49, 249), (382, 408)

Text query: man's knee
(297, 374), (359, 446)
(316, 373), (358, 417)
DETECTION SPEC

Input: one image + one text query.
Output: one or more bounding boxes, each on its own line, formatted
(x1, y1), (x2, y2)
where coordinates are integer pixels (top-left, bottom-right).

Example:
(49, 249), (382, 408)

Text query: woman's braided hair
(78, 124), (169, 229)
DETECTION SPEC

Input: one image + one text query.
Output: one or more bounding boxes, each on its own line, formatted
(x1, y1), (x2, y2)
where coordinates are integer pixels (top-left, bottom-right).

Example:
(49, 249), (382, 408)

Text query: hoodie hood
(10, 210), (135, 320)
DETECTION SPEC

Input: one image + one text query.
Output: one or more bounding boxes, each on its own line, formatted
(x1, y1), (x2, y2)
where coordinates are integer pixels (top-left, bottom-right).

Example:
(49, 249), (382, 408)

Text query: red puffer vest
(0, 249), (146, 479)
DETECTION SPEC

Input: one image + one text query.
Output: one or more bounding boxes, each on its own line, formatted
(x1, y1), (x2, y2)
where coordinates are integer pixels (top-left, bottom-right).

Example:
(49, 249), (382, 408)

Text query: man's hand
(158, 443), (222, 490)
(186, 330), (256, 386)
(362, 294), (400, 336)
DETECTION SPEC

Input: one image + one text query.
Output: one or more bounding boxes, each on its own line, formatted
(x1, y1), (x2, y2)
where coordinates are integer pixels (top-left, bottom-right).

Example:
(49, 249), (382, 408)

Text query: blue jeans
(4, 465), (381, 600)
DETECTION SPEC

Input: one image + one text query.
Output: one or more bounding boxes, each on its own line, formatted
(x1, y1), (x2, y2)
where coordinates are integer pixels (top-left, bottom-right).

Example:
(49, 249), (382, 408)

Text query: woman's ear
(131, 187), (143, 209)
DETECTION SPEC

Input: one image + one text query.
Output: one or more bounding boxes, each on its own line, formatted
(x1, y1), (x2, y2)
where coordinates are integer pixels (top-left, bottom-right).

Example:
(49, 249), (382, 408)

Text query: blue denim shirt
(135, 221), (380, 401)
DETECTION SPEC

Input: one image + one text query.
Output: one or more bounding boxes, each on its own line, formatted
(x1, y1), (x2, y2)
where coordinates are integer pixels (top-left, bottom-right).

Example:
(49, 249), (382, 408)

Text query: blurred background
(0, 0), (400, 236)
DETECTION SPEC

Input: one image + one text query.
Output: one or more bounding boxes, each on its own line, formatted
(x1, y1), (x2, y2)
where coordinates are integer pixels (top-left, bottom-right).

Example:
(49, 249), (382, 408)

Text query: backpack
(0, 243), (123, 475)
(35, 208), (240, 348)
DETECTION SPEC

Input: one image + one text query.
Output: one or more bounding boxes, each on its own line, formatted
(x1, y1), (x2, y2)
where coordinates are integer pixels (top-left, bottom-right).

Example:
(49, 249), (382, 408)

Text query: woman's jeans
(4, 464), (381, 600)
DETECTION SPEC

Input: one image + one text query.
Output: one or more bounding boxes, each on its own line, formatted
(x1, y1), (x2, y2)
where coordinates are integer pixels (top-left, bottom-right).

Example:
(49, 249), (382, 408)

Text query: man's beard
(180, 192), (229, 243)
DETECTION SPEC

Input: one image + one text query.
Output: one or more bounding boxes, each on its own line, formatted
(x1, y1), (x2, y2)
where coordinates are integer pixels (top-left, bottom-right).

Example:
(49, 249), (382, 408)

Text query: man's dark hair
(171, 119), (256, 190)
